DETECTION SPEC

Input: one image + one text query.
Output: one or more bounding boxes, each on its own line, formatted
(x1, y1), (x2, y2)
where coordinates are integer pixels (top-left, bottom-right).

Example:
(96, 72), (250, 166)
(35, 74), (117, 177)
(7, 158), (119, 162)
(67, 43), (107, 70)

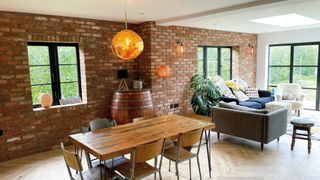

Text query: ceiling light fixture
(250, 14), (320, 27)
(111, 0), (144, 60)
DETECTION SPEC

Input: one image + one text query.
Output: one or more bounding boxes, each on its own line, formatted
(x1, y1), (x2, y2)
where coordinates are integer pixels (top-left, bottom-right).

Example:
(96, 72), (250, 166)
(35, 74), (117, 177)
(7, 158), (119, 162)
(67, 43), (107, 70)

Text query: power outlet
(170, 103), (180, 109)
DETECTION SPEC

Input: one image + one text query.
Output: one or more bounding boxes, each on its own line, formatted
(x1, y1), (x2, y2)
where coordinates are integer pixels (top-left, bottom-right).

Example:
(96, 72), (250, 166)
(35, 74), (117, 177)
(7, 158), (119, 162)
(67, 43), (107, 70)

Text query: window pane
(268, 67), (290, 86)
(293, 67), (317, 88)
(207, 47), (218, 61)
(269, 46), (291, 65)
(294, 45), (318, 66)
(58, 46), (77, 64)
(303, 89), (316, 109)
(61, 82), (79, 98)
(221, 70), (230, 80)
(31, 85), (52, 105)
(197, 47), (204, 75)
(221, 48), (231, 80)
(221, 48), (231, 60)
(59, 65), (78, 82)
(29, 66), (51, 85)
(27, 46), (50, 65)
(207, 48), (218, 80)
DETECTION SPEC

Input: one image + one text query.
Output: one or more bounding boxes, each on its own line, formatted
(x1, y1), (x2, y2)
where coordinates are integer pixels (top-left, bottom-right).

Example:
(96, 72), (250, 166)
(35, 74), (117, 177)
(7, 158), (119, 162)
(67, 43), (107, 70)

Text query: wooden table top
(69, 114), (215, 160)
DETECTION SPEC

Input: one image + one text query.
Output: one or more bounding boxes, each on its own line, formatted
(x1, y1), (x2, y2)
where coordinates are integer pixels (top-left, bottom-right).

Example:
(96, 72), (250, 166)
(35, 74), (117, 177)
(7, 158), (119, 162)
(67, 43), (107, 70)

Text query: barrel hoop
(111, 104), (153, 110)
(112, 98), (152, 102)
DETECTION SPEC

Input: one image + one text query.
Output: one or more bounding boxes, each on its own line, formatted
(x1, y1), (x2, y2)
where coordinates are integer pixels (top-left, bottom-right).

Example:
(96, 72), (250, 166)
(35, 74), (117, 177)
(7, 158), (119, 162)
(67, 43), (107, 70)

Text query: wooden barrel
(111, 89), (154, 125)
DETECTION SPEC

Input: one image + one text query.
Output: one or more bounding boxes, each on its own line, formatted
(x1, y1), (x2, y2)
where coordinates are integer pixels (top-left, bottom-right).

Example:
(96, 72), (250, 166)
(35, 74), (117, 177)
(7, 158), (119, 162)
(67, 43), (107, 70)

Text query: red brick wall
(0, 12), (256, 161)
(136, 22), (257, 116)
(0, 11), (138, 161)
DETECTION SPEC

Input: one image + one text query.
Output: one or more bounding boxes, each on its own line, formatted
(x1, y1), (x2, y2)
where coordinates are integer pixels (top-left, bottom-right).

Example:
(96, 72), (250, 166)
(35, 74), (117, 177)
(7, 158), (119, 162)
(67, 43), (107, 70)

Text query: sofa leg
(217, 132), (221, 141)
(277, 137), (280, 142)
(260, 143), (264, 151)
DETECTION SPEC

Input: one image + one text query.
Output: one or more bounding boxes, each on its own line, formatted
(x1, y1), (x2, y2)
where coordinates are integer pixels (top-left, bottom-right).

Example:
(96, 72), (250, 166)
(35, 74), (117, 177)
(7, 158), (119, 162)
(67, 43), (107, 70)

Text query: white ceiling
(160, 0), (320, 34)
(1, 0), (320, 34)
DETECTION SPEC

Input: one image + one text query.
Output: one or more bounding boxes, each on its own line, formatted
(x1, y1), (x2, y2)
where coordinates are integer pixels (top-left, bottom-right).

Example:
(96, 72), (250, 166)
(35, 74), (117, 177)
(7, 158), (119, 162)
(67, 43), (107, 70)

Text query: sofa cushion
(235, 76), (248, 90)
(247, 97), (273, 108)
(233, 90), (249, 102)
(238, 101), (263, 109)
(219, 101), (267, 114)
(213, 76), (236, 99)
(245, 87), (260, 99)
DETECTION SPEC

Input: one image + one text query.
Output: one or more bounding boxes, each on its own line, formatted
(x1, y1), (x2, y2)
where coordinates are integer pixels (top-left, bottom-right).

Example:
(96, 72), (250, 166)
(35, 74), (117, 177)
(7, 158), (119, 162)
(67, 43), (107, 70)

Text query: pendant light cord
(124, 0), (128, 29)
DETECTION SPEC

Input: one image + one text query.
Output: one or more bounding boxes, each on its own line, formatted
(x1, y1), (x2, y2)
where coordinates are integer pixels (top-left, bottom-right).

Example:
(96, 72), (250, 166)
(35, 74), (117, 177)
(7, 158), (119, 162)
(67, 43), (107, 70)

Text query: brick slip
(0, 11), (257, 161)
(0, 11), (139, 161)
(136, 22), (257, 116)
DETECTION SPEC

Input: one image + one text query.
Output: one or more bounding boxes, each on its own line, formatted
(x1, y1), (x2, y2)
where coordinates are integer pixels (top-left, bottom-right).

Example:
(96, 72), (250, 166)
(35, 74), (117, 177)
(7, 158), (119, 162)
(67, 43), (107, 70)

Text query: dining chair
(164, 128), (204, 180)
(115, 138), (165, 180)
(85, 119), (126, 169)
(61, 142), (116, 180)
(132, 115), (156, 123)
(89, 118), (111, 131)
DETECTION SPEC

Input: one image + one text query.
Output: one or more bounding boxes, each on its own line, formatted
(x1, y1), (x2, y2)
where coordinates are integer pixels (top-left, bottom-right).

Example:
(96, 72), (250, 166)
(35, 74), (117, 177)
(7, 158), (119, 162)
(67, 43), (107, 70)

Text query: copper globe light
(111, 3), (144, 60)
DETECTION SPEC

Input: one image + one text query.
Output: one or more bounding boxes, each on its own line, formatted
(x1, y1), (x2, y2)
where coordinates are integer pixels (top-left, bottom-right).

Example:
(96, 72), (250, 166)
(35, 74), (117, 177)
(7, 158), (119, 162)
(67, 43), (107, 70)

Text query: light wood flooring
(0, 134), (319, 180)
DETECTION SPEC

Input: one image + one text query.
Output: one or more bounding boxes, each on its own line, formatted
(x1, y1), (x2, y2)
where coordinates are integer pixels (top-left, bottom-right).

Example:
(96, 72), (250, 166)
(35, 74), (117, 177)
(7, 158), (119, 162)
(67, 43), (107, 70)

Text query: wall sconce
(157, 65), (171, 78)
(247, 43), (254, 54)
(176, 40), (184, 55)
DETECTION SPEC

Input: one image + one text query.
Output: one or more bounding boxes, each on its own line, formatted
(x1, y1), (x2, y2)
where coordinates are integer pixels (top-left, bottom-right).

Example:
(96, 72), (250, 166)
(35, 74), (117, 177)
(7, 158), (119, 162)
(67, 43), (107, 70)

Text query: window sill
(33, 102), (86, 112)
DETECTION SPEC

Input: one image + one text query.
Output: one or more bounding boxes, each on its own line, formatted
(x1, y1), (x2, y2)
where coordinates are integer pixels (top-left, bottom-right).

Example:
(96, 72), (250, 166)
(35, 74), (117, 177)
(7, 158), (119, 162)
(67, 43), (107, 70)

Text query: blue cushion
(247, 97), (273, 108)
(239, 101), (262, 109)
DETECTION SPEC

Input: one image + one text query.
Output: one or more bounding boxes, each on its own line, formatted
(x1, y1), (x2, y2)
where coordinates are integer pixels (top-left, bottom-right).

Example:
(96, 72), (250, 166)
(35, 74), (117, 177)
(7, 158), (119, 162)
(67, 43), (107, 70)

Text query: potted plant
(190, 74), (221, 116)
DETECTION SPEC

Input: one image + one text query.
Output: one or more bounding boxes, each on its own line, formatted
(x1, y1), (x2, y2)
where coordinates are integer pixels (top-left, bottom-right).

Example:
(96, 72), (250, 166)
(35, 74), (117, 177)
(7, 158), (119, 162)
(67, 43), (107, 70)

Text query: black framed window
(268, 42), (320, 110)
(197, 46), (232, 80)
(27, 42), (82, 107)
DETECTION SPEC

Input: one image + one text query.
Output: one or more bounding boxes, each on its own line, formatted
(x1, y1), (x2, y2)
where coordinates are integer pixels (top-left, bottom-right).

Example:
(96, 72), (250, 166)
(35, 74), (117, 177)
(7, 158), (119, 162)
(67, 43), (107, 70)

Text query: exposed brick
(0, 11), (256, 162)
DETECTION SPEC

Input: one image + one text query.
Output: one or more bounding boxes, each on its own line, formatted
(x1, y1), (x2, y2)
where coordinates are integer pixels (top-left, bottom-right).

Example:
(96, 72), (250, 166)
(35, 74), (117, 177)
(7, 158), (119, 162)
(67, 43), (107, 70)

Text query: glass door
(292, 44), (319, 110)
(268, 43), (320, 110)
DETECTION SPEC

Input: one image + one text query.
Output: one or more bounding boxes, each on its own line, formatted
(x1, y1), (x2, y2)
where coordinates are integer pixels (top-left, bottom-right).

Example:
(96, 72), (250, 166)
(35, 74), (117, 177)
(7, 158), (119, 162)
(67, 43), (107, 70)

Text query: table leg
(100, 160), (103, 180)
(205, 130), (212, 178)
(85, 152), (92, 169)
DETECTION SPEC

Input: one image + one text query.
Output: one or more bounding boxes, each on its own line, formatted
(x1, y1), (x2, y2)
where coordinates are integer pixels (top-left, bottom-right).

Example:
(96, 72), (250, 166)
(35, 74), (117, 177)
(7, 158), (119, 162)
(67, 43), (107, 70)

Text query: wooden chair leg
(291, 127), (296, 150)
(168, 160), (171, 172)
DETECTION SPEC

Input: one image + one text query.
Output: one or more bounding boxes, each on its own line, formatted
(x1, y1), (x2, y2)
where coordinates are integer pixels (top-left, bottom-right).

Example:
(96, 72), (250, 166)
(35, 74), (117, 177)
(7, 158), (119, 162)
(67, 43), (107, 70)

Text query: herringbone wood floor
(0, 134), (319, 180)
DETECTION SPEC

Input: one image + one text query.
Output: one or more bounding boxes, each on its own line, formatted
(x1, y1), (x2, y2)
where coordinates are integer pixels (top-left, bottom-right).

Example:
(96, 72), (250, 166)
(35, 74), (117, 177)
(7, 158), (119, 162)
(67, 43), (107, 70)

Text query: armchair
(275, 83), (304, 116)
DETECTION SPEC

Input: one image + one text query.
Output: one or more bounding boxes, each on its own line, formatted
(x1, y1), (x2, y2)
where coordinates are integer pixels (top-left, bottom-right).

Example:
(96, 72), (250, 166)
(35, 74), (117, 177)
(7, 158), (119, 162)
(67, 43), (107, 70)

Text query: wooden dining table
(69, 114), (215, 179)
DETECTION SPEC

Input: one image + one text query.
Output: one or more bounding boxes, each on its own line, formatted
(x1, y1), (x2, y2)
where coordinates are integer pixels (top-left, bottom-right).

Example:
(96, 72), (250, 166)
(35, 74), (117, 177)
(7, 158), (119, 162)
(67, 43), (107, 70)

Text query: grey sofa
(212, 106), (288, 150)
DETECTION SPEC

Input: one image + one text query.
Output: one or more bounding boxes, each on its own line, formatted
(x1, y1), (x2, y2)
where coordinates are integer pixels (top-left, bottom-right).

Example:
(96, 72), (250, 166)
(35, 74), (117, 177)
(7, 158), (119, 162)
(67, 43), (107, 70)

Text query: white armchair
(275, 83), (304, 116)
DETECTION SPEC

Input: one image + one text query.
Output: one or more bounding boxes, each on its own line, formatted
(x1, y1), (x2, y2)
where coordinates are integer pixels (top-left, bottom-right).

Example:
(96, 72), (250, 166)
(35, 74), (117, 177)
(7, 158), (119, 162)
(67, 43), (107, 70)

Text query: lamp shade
(111, 30), (144, 60)
(157, 66), (171, 78)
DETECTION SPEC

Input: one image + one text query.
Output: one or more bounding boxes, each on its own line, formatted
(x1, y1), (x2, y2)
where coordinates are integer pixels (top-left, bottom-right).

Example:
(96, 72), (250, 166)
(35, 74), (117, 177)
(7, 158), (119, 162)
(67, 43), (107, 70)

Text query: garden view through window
(27, 43), (82, 106)
(268, 43), (320, 110)
(197, 46), (232, 81)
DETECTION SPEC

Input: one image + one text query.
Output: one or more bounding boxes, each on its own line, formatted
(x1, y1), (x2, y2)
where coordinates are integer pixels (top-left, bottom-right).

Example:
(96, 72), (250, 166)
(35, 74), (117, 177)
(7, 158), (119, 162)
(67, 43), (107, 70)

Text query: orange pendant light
(111, 3), (144, 60)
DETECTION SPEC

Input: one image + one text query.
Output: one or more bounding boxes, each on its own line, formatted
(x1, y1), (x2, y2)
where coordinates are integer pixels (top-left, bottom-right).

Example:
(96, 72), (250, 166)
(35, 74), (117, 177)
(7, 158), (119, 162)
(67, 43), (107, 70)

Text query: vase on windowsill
(39, 93), (53, 109)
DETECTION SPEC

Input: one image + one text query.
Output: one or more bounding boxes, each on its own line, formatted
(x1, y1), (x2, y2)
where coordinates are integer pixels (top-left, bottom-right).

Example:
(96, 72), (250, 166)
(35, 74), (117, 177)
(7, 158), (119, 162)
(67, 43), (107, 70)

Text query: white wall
(256, 27), (320, 89)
